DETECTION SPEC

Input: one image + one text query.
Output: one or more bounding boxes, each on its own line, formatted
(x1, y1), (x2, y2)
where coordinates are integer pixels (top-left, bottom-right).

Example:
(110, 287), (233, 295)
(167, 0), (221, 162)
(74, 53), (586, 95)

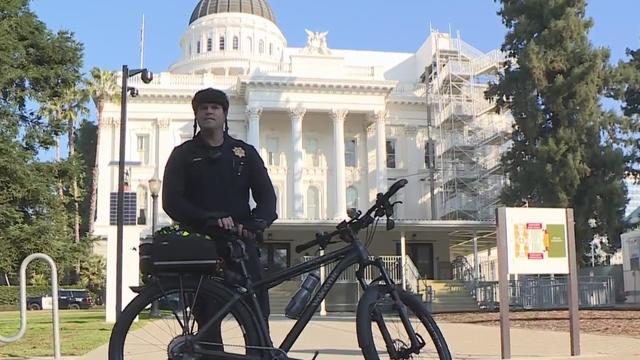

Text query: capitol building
(93, 0), (513, 321)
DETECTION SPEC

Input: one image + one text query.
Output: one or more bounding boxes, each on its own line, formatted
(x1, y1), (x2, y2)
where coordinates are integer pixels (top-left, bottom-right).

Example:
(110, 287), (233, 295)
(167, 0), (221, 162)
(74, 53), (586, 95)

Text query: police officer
(162, 87), (277, 348)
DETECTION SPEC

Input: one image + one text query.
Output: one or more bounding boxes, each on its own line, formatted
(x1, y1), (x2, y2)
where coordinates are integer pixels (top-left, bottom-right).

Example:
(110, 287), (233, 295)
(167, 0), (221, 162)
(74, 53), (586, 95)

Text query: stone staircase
(268, 280), (300, 315)
(422, 280), (479, 313)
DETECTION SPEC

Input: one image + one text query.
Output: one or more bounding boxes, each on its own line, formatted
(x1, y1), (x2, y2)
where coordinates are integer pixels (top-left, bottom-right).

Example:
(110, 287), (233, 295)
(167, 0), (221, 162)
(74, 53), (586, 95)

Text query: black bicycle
(108, 179), (451, 359)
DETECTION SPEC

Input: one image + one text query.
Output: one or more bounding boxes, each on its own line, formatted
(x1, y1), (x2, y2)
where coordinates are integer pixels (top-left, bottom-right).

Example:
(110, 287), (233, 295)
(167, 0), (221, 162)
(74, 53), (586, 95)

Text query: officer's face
(195, 103), (226, 132)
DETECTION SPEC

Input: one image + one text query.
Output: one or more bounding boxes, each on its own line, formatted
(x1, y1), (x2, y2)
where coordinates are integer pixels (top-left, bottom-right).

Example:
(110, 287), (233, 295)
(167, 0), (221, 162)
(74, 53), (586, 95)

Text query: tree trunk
(69, 120), (80, 243)
(56, 136), (64, 199)
(87, 103), (102, 235)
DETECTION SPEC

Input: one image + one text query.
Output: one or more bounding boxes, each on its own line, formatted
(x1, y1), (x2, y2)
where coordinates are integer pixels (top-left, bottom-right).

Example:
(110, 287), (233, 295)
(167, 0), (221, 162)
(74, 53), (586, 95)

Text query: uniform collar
(193, 132), (231, 149)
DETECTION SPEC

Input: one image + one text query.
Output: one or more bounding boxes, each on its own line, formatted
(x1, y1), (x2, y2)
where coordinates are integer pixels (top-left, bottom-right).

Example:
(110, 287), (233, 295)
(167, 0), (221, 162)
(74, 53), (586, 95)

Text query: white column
(330, 109), (348, 219)
(372, 110), (388, 192)
(246, 106), (262, 151)
(156, 118), (172, 224)
(289, 107), (306, 218)
(400, 231), (407, 291)
(405, 126), (419, 217)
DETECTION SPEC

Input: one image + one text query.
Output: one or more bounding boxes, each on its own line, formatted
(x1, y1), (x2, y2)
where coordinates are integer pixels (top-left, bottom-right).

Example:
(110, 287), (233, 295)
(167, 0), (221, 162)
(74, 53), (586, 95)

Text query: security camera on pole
(115, 66), (153, 320)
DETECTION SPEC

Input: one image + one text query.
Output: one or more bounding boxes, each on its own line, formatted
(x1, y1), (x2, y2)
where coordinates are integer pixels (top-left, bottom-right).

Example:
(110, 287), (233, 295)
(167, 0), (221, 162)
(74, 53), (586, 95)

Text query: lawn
(0, 309), (112, 358)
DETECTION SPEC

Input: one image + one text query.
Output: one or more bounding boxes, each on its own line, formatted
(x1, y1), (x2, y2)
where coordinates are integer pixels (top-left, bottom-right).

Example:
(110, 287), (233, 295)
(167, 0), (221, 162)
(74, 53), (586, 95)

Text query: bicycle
(108, 179), (452, 359)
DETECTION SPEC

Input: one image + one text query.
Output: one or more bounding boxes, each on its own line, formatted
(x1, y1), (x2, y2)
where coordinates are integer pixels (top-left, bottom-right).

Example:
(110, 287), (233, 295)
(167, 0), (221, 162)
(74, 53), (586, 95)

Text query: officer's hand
(218, 216), (235, 231)
(237, 223), (256, 240)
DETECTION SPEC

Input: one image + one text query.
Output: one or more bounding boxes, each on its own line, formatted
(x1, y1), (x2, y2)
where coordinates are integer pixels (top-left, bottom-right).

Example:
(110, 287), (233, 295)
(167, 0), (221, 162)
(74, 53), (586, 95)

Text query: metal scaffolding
(423, 31), (511, 221)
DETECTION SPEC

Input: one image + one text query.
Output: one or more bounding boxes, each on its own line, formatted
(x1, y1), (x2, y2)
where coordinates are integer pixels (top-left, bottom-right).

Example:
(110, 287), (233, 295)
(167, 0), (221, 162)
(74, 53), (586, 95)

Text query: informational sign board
(496, 207), (580, 359)
(504, 207), (569, 274)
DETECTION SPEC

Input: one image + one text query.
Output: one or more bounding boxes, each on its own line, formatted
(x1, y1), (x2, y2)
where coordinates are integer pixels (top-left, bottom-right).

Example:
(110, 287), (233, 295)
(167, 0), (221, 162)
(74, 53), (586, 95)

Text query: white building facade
(93, 0), (510, 321)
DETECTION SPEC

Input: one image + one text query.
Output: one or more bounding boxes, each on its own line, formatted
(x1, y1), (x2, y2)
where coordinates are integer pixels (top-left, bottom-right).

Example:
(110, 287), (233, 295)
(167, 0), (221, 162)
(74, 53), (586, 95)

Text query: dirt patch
(433, 310), (640, 338)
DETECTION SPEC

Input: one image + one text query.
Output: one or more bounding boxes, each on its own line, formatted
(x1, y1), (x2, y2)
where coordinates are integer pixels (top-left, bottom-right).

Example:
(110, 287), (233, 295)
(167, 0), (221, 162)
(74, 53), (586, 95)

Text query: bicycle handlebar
(295, 179), (408, 253)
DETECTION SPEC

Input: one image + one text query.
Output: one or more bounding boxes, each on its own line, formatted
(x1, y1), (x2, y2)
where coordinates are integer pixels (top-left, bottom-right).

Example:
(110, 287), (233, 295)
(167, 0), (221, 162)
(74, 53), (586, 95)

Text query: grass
(0, 309), (112, 358)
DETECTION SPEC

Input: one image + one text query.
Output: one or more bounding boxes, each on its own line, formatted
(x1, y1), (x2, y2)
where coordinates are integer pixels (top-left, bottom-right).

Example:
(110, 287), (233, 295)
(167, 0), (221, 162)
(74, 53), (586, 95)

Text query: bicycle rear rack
(0, 253), (61, 359)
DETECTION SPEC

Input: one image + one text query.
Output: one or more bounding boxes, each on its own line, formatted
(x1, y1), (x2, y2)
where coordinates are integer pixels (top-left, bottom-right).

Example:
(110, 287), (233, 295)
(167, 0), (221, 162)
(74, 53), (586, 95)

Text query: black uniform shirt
(162, 133), (277, 230)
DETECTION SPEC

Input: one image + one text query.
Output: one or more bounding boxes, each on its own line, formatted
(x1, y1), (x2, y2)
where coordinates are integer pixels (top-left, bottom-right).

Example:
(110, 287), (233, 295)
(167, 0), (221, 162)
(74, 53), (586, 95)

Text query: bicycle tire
(356, 285), (452, 360)
(108, 276), (265, 359)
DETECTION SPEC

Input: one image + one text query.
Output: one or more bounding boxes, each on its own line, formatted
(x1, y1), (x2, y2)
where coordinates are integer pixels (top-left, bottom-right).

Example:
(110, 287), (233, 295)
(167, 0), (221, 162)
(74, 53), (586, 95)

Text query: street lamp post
(115, 65), (153, 320)
(147, 176), (161, 317)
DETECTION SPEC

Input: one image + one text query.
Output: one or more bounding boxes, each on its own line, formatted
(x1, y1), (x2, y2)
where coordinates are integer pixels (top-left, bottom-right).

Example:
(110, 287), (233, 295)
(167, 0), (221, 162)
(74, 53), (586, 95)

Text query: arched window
(307, 186), (320, 219)
(233, 36), (239, 50)
(259, 40), (264, 54)
(246, 36), (253, 53)
(346, 186), (358, 210)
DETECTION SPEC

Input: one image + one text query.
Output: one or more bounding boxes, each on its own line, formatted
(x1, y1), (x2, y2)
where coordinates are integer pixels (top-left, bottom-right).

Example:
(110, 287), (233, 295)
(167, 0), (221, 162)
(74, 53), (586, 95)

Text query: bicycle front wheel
(108, 275), (264, 359)
(356, 285), (451, 360)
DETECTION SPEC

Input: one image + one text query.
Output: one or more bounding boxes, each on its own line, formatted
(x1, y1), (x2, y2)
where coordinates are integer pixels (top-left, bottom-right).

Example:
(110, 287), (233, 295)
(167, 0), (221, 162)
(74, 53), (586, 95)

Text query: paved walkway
(76, 315), (640, 360)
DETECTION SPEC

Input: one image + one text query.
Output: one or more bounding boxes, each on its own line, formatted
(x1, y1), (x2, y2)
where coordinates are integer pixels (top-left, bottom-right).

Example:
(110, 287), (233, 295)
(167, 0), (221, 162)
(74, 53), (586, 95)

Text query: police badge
(232, 147), (246, 158)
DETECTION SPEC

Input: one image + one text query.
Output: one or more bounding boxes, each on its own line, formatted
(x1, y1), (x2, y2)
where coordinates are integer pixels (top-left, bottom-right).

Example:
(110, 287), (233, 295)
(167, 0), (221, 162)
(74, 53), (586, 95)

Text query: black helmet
(191, 88), (229, 114)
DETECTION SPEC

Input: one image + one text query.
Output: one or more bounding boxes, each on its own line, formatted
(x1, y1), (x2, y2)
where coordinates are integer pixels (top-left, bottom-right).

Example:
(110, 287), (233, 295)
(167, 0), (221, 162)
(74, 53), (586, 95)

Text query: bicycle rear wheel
(108, 275), (264, 359)
(356, 285), (451, 360)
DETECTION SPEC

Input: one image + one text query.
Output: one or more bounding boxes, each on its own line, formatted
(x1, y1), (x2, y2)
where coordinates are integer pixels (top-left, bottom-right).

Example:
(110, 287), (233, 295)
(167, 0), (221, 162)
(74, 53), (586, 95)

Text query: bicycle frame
(193, 236), (397, 358)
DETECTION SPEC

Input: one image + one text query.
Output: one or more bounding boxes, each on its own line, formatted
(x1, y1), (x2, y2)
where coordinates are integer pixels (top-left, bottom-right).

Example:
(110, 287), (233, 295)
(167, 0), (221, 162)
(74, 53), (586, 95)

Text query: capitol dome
(189, 0), (276, 24)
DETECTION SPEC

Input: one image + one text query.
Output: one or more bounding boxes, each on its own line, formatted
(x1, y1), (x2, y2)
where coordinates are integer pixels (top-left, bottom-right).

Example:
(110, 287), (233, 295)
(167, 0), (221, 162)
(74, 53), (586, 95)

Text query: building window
(110, 192), (137, 225)
(259, 40), (264, 54)
(265, 137), (279, 166)
(345, 139), (357, 167)
(307, 186), (320, 219)
(196, 41), (201, 54)
(136, 134), (149, 165)
(386, 139), (397, 168)
(233, 36), (239, 50)
(424, 140), (435, 169)
(219, 36), (225, 50)
(632, 257), (640, 271)
(207, 37), (212, 52)
(305, 137), (319, 167)
(346, 186), (358, 210)
(269, 43), (273, 56)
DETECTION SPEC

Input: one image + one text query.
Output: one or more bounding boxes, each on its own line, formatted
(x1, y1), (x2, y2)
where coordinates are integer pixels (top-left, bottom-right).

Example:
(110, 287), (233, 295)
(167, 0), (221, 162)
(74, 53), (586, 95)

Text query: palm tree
(39, 86), (89, 243)
(39, 95), (66, 198)
(60, 86), (89, 243)
(85, 68), (119, 235)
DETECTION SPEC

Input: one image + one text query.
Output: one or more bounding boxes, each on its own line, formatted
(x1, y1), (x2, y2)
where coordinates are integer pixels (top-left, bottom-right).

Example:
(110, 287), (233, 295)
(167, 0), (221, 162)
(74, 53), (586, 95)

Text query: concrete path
(75, 315), (640, 360)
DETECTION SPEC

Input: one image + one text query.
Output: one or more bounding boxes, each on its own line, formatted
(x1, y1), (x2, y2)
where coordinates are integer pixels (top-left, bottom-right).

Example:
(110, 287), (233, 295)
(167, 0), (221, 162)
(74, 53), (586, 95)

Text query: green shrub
(0, 286), (51, 306)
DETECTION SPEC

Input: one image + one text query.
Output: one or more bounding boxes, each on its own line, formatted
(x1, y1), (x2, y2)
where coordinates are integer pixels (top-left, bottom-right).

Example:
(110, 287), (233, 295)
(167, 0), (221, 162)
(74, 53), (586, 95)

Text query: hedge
(0, 286), (51, 306)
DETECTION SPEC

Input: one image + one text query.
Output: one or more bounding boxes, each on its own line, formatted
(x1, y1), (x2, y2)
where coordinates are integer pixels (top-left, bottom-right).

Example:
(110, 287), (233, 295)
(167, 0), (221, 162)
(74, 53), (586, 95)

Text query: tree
(489, 0), (627, 258)
(0, 0), (86, 277)
(39, 86), (89, 243)
(76, 120), (98, 236)
(609, 47), (640, 174)
(85, 67), (119, 235)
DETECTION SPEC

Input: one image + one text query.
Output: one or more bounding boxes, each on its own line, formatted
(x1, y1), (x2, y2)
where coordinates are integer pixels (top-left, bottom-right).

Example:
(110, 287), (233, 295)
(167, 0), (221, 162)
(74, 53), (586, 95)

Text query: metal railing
(0, 253), (61, 359)
(301, 255), (419, 292)
(475, 275), (615, 310)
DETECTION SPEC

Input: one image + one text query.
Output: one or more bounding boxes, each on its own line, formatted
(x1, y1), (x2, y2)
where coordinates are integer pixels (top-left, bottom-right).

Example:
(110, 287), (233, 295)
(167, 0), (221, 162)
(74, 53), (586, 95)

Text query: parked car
(27, 288), (93, 310)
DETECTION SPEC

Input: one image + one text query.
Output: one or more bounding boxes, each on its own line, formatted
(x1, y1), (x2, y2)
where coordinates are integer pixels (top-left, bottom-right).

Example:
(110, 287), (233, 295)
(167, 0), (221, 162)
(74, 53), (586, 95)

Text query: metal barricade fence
(475, 275), (615, 310)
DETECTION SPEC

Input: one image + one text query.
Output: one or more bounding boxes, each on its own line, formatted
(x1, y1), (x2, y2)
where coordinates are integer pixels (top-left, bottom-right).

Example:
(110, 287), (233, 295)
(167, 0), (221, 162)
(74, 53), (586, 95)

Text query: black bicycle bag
(139, 225), (222, 275)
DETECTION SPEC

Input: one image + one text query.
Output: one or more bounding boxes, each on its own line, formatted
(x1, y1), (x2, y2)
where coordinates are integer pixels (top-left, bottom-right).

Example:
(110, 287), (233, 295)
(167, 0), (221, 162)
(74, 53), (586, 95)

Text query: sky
(31, 0), (640, 76)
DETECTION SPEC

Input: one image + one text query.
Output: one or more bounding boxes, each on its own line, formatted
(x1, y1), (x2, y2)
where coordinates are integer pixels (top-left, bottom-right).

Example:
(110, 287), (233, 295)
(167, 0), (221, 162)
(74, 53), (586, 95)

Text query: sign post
(496, 207), (580, 359)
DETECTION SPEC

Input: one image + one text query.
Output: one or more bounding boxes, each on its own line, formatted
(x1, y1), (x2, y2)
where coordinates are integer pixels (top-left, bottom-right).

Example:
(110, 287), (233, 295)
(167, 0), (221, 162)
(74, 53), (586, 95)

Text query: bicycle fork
(364, 260), (426, 359)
